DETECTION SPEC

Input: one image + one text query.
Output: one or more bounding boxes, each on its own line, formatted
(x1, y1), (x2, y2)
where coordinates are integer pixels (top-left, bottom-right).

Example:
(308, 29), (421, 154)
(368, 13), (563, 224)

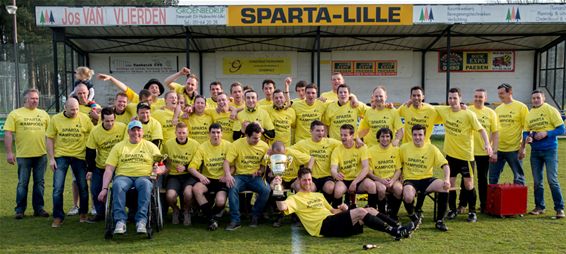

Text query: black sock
(468, 188), (477, 213)
(389, 198), (402, 219)
(437, 192), (448, 220)
(362, 213), (391, 233)
(404, 200), (415, 215)
(458, 180), (467, 208)
(376, 212), (399, 227)
(331, 198), (342, 208)
(415, 192), (425, 212)
(200, 202), (212, 218)
(449, 190), (457, 211)
(377, 198), (387, 213)
(323, 192), (333, 204)
(367, 194), (378, 208)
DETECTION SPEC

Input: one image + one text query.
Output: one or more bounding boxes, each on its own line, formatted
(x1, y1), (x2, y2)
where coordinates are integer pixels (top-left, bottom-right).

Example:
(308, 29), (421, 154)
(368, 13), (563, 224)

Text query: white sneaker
(114, 221), (126, 234)
(136, 221), (147, 234)
(90, 207), (97, 216)
(67, 206), (79, 216)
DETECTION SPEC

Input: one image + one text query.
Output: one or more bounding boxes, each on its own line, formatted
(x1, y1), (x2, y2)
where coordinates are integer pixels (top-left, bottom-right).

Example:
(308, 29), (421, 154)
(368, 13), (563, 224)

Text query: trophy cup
(151, 154), (168, 179)
(270, 154), (293, 197)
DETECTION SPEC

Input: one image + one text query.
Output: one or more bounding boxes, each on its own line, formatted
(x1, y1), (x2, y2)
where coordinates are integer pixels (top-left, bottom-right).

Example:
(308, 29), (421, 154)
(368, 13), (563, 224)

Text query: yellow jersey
(205, 108), (234, 142)
(291, 100), (328, 142)
(524, 103), (563, 132)
(232, 107), (275, 133)
(368, 144), (401, 179)
(124, 117), (163, 142)
(4, 107), (50, 157)
(86, 122), (127, 169)
(398, 103), (440, 144)
(152, 108), (176, 143)
(170, 82), (197, 106)
(436, 107), (483, 161)
(323, 101), (367, 140)
(284, 191), (334, 237)
(320, 90), (338, 102)
(292, 138), (341, 178)
(358, 107), (403, 147)
(399, 142), (447, 181)
(265, 106), (296, 147)
(470, 106), (499, 156)
(225, 138), (269, 175)
(258, 98), (273, 107)
(185, 113), (212, 143)
(161, 137), (200, 176)
(330, 144), (369, 181)
(46, 112), (94, 160)
(189, 139), (233, 180)
(105, 139), (161, 177)
(495, 100), (529, 152)
(275, 148), (311, 182)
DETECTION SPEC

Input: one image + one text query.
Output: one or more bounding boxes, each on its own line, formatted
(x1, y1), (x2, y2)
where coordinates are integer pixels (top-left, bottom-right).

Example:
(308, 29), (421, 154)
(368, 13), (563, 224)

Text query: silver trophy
(270, 154), (293, 197)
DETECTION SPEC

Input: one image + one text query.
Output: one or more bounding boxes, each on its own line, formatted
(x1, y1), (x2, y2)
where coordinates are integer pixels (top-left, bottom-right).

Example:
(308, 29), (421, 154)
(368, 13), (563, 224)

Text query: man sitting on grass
(274, 167), (414, 240)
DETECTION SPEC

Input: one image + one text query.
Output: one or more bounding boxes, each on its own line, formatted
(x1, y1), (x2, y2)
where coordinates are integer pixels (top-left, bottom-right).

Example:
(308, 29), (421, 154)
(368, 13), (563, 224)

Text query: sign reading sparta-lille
(228, 5), (412, 26)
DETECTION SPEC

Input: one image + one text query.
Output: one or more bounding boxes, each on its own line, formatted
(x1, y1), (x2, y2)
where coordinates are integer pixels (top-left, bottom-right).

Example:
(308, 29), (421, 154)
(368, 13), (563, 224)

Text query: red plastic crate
(486, 184), (527, 216)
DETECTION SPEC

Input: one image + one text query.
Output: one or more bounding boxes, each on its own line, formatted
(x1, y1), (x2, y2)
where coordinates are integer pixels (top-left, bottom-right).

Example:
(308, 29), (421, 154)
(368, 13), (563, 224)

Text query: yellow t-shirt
(399, 142), (447, 181)
(225, 138), (269, 175)
(161, 138), (200, 176)
(398, 103), (440, 144)
(86, 122), (127, 169)
(368, 145), (401, 179)
(123, 117), (163, 142)
(114, 107), (134, 125)
(330, 144), (368, 181)
(153, 108), (176, 143)
(184, 113), (212, 144)
(229, 100), (245, 110)
(46, 112), (94, 160)
(320, 91), (338, 102)
(105, 139), (161, 177)
(292, 138), (341, 178)
(125, 87), (165, 110)
(189, 139), (233, 179)
(436, 107), (483, 161)
(272, 148), (311, 182)
(291, 100), (328, 142)
(525, 103), (564, 132)
(4, 107), (50, 158)
(258, 98), (273, 107)
(323, 101), (367, 140)
(205, 108), (234, 142)
(206, 98), (218, 110)
(495, 100), (529, 152)
(470, 106), (500, 156)
(265, 106), (296, 147)
(171, 82), (197, 106)
(291, 98), (304, 104)
(284, 191), (334, 237)
(232, 107), (275, 133)
(79, 104), (101, 125)
(358, 107), (403, 147)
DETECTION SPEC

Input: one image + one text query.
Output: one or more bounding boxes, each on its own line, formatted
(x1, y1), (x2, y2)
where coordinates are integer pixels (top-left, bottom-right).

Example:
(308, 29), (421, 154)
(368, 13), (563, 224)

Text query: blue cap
(128, 120), (143, 130)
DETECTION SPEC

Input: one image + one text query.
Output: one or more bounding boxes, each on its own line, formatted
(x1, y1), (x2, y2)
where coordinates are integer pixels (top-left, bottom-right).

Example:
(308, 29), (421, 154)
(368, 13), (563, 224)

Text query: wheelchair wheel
(104, 187), (114, 240)
(147, 194), (154, 239)
(155, 185), (164, 231)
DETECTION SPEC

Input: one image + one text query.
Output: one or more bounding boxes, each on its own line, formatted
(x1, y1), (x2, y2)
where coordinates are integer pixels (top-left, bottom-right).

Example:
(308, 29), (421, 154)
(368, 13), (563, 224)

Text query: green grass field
(1, 140), (565, 253)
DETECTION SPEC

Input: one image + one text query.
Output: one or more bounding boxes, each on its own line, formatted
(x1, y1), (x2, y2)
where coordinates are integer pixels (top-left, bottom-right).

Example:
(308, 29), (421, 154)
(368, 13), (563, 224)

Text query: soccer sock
(377, 198), (387, 213)
(200, 202), (212, 219)
(389, 198), (402, 219)
(458, 180), (468, 208)
(449, 190), (457, 211)
(362, 213), (391, 233)
(468, 188), (477, 213)
(376, 212), (399, 227)
(415, 193), (425, 212)
(331, 197), (343, 208)
(367, 194), (378, 209)
(437, 192), (449, 220)
(404, 200), (415, 215)
(323, 192), (333, 204)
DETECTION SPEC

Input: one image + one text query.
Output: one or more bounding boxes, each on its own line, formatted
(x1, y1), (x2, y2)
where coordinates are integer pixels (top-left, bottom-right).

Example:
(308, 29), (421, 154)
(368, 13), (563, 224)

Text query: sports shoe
(34, 209), (50, 217)
(15, 213), (24, 220)
(529, 208), (545, 215)
(172, 210), (180, 225)
(114, 221), (126, 234)
(391, 221), (414, 241)
(183, 211), (192, 226)
(225, 221), (241, 231)
(67, 206), (79, 216)
(51, 218), (63, 228)
(79, 214), (94, 223)
(136, 221), (147, 234)
(272, 216), (283, 228)
(555, 210), (565, 219)
(250, 216), (259, 227)
(447, 209), (458, 220)
(90, 207), (97, 216)
(409, 213), (422, 229)
(435, 220), (448, 232)
(208, 219), (219, 231)
(467, 212), (477, 222)
(87, 214), (105, 223)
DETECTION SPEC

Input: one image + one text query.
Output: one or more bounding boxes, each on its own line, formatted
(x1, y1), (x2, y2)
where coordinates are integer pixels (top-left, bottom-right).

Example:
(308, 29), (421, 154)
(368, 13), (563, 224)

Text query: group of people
(5, 67), (565, 240)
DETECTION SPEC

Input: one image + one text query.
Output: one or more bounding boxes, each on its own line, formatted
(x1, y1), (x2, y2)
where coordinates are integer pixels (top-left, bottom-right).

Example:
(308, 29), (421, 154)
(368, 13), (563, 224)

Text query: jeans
(15, 155), (47, 214)
(90, 168), (106, 216)
(530, 149), (564, 211)
(112, 176), (152, 224)
(52, 157), (89, 220)
(228, 175), (270, 223)
(489, 151), (526, 185)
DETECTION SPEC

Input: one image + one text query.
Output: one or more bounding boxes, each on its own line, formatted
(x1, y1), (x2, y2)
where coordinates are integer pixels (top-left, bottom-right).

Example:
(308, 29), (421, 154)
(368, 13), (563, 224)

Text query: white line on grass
(291, 224), (303, 254)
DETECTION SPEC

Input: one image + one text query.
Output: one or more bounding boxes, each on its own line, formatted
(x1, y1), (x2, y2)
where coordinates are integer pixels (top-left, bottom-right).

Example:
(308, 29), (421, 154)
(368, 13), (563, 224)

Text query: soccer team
(5, 68), (565, 240)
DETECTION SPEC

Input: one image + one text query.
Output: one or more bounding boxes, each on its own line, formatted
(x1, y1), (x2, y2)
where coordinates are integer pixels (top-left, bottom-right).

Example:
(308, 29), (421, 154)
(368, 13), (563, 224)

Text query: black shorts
(404, 178), (437, 193)
(446, 156), (475, 178)
(342, 180), (363, 192)
(206, 178), (229, 193)
(313, 176), (333, 192)
(166, 174), (197, 194)
(320, 210), (363, 237)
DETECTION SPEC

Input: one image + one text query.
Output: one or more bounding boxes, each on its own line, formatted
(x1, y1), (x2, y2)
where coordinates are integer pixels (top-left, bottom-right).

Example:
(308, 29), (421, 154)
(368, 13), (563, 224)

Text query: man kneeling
(274, 168), (414, 240)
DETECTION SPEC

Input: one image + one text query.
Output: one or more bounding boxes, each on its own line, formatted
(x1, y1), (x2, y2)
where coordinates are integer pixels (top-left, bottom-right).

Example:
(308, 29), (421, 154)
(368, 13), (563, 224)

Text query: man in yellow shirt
(490, 83), (529, 185)
(323, 84), (368, 140)
(292, 84), (328, 142)
(46, 98), (94, 227)
(85, 107), (126, 221)
(367, 127), (404, 221)
(74, 83), (101, 126)
(96, 74), (165, 109)
(223, 123), (271, 230)
(436, 88), (492, 223)
(265, 89), (296, 146)
(206, 81), (223, 109)
(357, 86), (404, 147)
(232, 90), (275, 141)
(274, 168), (414, 239)
(520, 90), (565, 218)
(113, 92), (134, 125)
(291, 80), (307, 104)
(189, 123), (233, 230)
(131, 102), (163, 147)
(182, 95), (212, 143)
(97, 120), (165, 235)
(206, 92), (235, 142)
(320, 72), (344, 102)
(229, 82), (245, 110)
(153, 91), (178, 143)
(161, 122), (200, 225)
(258, 79), (275, 107)
(164, 67), (199, 106)
(398, 86), (440, 144)
(4, 89), (50, 219)
(330, 124), (376, 208)
(400, 124), (451, 231)
(292, 120), (341, 203)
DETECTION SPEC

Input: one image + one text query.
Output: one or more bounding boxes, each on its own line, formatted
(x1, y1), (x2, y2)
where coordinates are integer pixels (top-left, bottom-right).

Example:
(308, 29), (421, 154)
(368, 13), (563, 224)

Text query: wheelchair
(104, 177), (164, 239)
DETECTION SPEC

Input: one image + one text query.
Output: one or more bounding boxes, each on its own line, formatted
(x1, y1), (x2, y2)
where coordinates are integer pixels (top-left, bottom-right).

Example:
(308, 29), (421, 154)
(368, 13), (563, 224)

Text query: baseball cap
(137, 102), (151, 111)
(128, 120), (143, 130)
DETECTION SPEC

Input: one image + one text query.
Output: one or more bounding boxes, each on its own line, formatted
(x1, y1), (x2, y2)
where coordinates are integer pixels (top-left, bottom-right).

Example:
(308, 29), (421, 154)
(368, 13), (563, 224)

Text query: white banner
(110, 55), (178, 73)
(36, 6), (227, 26)
(414, 4), (566, 24)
